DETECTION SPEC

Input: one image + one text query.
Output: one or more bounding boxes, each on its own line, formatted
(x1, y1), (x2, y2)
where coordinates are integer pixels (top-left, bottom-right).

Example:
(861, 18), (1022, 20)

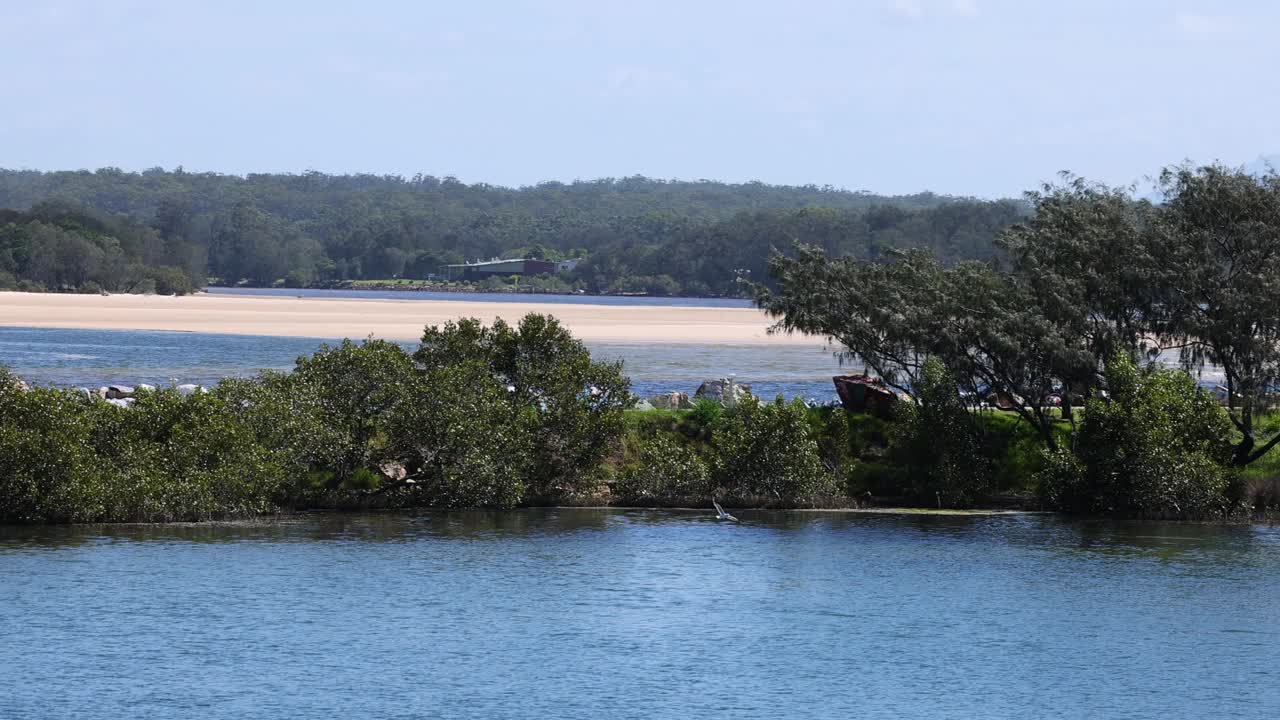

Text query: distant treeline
(0, 168), (1025, 296)
(0, 203), (200, 294)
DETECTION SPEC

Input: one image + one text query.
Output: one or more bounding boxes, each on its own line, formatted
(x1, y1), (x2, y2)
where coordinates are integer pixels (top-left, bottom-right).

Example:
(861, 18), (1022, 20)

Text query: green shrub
(1040, 354), (1235, 517)
(217, 372), (348, 501)
(678, 399), (723, 441)
(218, 339), (418, 496)
(1035, 448), (1087, 510)
(614, 433), (711, 504)
(889, 358), (992, 507)
(623, 408), (683, 436)
(0, 376), (107, 523)
(84, 389), (286, 521)
(146, 265), (198, 295)
(710, 398), (834, 504)
(0, 372), (284, 523)
(284, 269), (314, 288)
(844, 411), (894, 459)
(289, 338), (417, 487)
(415, 314), (631, 500)
(845, 461), (907, 497)
(386, 361), (531, 508)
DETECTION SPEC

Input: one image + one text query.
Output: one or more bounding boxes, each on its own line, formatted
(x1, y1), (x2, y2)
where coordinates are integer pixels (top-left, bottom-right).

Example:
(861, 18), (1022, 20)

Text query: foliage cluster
(614, 398), (835, 506)
(1039, 355), (1235, 518)
(756, 163), (1280, 517)
(0, 370), (283, 522)
(0, 314), (632, 522)
(0, 203), (201, 294)
(889, 359), (992, 507)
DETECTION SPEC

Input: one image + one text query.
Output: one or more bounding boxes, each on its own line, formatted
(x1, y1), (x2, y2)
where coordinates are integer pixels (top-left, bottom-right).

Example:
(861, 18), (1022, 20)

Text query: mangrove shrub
(386, 361), (532, 509)
(415, 314), (631, 500)
(1040, 355), (1235, 517)
(0, 374), (283, 523)
(710, 398), (833, 504)
(613, 433), (711, 505)
(890, 358), (992, 507)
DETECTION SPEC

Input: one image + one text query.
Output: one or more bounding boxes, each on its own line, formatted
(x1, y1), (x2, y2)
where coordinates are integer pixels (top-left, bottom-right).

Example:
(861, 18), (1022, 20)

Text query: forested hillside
(0, 202), (200, 294)
(0, 168), (1026, 295)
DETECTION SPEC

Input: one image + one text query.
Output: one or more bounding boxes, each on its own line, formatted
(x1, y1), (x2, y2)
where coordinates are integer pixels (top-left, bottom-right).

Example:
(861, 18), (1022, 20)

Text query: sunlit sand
(0, 291), (816, 345)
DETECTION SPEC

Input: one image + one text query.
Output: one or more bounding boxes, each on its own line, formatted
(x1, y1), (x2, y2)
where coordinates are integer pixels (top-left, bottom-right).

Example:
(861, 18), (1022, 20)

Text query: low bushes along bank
(3, 317), (1277, 523)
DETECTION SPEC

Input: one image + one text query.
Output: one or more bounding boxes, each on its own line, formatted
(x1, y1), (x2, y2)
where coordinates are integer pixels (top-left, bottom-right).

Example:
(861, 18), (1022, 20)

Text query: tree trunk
(1233, 396), (1256, 467)
(1233, 433), (1255, 467)
(1038, 415), (1059, 453)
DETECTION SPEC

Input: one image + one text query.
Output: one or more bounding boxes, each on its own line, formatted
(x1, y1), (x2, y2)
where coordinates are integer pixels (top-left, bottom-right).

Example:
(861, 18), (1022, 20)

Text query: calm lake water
(1, 510), (1276, 719)
(0, 327), (844, 401)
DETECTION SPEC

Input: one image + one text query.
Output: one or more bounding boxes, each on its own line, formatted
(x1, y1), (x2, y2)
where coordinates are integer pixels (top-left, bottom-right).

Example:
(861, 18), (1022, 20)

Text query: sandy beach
(0, 291), (817, 345)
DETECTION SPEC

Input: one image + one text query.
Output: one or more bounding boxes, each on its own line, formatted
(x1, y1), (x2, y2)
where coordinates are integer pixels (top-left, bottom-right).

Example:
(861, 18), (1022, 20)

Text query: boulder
(175, 384), (202, 396)
(136, 384), (156, 393)
(648, 391), (692, 410)
(694, 378), (753, 408)
(105, 398), (132, 409)
(632, 399), (655, 411)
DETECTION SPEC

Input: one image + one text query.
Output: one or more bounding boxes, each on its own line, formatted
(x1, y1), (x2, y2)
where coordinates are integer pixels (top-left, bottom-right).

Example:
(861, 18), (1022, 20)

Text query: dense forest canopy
(0, 202), (200, 294)
(0, 167), (1026, 295)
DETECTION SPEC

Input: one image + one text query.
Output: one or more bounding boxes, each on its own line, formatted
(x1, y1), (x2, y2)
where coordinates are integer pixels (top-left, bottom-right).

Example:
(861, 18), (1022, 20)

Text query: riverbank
(0, 291), (811, 344)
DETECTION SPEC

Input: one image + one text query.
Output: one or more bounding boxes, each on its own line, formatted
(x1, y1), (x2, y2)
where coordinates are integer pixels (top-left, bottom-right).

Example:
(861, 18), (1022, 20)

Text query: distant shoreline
(205, 285), (756, 309)
(0, 290), (816, 345)
(247, 280), (743, 301)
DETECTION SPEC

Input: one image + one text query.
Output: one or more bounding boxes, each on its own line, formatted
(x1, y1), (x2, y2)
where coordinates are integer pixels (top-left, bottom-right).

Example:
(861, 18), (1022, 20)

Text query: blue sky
(2, 0), (1277, 197)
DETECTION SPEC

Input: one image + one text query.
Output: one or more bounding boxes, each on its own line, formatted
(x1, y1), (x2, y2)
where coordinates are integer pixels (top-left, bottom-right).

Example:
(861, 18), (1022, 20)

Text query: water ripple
(1, 511), (1277, 719)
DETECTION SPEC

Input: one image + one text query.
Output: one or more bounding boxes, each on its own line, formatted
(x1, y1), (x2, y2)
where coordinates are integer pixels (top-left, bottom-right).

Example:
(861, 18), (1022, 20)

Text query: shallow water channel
(0, 326), (844, 401)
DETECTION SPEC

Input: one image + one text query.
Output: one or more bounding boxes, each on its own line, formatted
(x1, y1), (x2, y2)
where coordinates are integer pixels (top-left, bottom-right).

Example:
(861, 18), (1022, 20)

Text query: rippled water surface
(1, 511), (1277, 719)
(0, 327), (844, 401)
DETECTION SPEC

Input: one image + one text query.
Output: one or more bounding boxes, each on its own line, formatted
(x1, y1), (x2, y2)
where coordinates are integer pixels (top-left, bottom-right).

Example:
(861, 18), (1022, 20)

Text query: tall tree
(755, 246), (1090, 450)
(1155, 164), (1280, 466)
(998, 175), (1159, 372)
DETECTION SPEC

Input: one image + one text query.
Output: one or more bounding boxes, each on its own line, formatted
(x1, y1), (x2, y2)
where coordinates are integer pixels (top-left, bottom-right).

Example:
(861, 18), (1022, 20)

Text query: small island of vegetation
(4, 161), (1280, 524)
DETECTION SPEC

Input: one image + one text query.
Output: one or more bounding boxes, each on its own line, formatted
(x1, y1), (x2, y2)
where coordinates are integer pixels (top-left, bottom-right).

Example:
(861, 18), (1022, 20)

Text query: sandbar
(0, 291), (818, 345)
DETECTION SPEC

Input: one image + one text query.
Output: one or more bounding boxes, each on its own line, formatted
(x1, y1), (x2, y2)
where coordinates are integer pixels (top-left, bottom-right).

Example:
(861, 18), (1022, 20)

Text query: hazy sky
(3, 0), (1278, 197)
